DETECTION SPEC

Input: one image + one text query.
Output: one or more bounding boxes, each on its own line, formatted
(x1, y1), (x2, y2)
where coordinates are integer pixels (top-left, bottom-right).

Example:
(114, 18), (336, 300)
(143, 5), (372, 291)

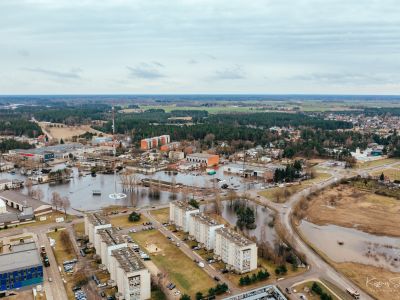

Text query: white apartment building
(169, 201), (199, 232)
(110, 247), (151, 300)
(188, 213), (224, 250)
(85, 213), (112, 245)
(97, 227), (127, 271)
(215, 227), (258, 274)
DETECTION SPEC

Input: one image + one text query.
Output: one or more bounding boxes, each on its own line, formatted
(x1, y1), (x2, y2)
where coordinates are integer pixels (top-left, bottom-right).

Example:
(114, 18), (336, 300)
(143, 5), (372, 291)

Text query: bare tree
(51, 192), (61, 211)
(32, 188), (44, 201)
(61, 196), (71, 218)
(25, 179), (34, 197)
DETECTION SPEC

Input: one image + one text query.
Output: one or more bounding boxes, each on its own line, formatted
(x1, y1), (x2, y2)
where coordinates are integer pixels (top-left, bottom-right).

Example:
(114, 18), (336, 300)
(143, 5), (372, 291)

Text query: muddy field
(300, 184), (400, 237)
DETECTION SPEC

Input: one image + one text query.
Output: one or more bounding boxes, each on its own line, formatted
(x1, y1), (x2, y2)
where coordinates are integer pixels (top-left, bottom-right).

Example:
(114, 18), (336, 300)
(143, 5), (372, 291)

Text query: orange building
(140, 135), (170, 150)
(186, 153), (219, 167)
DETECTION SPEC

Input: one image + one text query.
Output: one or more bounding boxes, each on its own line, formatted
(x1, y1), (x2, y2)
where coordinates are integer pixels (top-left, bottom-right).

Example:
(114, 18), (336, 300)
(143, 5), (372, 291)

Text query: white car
(129, 228), (137, 233)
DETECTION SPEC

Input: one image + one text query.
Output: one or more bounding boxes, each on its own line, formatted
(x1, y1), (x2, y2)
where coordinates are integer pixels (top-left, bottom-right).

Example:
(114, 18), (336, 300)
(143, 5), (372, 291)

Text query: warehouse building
(9, 143), (85, 162)
(169, 201), (199, 232)
(214, 227), (258, 274)
(0, 241), (43, 292)
(97, 227), (127, 270)
(188, 213), (224, 250)
(84, 213), (112, 245)
(110, 247), (151, 300)
(0, 191), (52, 217)
(186, 153), (219, 167)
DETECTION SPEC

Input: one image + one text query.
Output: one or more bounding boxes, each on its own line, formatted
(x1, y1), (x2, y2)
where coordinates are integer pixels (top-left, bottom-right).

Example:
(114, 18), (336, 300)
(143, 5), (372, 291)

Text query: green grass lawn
(293, 281), (339, 300)
(109, 213), (148, 228)
(356, 158), (400, 169)
(130, 230), (215, 297)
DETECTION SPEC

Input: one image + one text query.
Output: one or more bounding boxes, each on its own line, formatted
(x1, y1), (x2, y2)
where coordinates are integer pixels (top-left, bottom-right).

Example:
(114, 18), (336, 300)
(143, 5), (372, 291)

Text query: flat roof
(97, 227), (126, 246)
(112, 247), (146, 273)
(192, 213), (222, 227)
(216, 227), (255, 247)
(86, 213), (110, 227)
(172, 200), (199, 212)
(187, 153), (218, 158)
(0, 242), (41, 273)
(223, 285), (287, 300)
(14, 143), (84, 155)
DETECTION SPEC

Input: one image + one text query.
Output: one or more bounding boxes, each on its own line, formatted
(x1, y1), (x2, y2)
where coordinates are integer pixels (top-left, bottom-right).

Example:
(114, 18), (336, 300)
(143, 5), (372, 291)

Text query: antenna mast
(109, 106), (127, 200)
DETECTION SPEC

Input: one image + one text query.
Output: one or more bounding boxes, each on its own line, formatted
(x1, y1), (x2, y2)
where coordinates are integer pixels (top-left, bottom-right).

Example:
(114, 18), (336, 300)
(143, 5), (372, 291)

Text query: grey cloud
(292, 72), (398, 85)
(127, 63), (166, 79)
(23, 67), (82, 80)
(213, 65), (245, 80)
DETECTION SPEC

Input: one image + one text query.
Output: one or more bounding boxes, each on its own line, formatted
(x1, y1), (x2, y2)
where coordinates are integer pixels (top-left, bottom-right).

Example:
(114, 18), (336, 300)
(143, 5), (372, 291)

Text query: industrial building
(9, 143), (85, 162)
(84, 213), (112, 245)
(223, 285), (287, 300)
(0, 190), (52, 217)
(214, 227), (258, 274)
(169, 201), (199, 232)
(140, 135), (170, 150)
(186, 153), (219, 167)
(188, 213), (224, 250)
(110, 247), (151, 300)
(0, 241), (43, 292)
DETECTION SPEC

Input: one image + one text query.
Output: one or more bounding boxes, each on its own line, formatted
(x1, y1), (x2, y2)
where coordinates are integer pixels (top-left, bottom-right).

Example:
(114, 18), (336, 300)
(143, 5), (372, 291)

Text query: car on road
(129, 228), (136, 233)
(299, 295), (307, 300)
(213, 276), (220, 281)
(48, 277), (53, 282)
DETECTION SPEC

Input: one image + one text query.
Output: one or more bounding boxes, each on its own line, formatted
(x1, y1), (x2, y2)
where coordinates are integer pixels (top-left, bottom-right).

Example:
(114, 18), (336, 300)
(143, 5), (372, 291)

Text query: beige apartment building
(188, 213), (224, 250)
(214, 227), (258, 274)
(85, 213), (112, 245)
(169, 200), (199, 232)
(110, 247), (151, 300)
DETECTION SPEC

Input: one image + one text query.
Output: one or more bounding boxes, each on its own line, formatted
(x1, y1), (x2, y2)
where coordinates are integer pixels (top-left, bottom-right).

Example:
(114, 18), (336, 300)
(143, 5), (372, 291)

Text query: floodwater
(0, 163), (261, 212)
(202, 200), (278, 246)
(299, 221), (400, 272)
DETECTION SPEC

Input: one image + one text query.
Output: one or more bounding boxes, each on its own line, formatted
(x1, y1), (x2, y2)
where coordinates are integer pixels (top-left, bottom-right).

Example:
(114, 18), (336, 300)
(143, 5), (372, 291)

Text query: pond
(299, 220), (400, 272)
(202, 200), (278, 246)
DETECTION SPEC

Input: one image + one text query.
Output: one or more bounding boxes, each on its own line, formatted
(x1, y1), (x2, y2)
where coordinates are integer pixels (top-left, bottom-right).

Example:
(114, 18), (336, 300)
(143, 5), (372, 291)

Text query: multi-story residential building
(188, 213), (224, 250)
(84, 213), (112, 245)
(110, 247), (151, 300)
(97, 227), (127, 270)
(169, 201), (199, 232)
(140, 135), (170, 150)
(215, 227), (257, 274)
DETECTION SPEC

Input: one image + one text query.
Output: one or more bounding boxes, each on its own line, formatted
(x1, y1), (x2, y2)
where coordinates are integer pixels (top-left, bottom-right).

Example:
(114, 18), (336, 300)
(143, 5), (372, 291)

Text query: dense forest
(0, 139), (34, 153)
(0, 111), (42, 138)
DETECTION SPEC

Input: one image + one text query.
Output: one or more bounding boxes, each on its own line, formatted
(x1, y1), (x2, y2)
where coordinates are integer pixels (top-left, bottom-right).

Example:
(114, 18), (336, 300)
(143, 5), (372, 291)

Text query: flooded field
(299, 221), (400, 272)
(202, 200), (278, 246)
(0, 163), (261, 212)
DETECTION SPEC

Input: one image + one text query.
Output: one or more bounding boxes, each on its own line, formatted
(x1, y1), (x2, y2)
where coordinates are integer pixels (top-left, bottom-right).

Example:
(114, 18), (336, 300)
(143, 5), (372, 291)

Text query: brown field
(371, 168), (400, 181)
(40, 122), (107, 141)
(258, 172), (331, 203)
(302, 184), (400, 237)
(334, 262), (400, 300)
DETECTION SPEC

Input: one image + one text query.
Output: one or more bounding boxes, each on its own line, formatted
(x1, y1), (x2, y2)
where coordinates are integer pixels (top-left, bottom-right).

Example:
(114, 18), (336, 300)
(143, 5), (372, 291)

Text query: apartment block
(188, 213), (224, 250)
(84, 213), (112, 245)
(215, 227), (257, 274)
(110, 247), (151, 300)
(169, 201), (199, 232)
(97, 227), (127, 270)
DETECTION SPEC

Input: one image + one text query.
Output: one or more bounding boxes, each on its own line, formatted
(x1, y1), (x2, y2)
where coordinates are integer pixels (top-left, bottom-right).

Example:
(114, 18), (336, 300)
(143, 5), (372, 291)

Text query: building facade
(0, 242), (43, 292)
(84, 213), (112, 245)
(140, 135), (170, 150)
(110, 247), (151, 300)
(214, 227), (258, 274)
(169, 201), (199, 232)
(188, 213), (224, 250)
(186, 153), (219, 167)
(97, 227), (127, 271)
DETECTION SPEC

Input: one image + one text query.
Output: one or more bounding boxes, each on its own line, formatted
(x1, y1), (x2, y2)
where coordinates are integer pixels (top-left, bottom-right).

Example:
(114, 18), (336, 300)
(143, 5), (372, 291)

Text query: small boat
(206, 169), (216, 175)
(93, 190), (101, 196)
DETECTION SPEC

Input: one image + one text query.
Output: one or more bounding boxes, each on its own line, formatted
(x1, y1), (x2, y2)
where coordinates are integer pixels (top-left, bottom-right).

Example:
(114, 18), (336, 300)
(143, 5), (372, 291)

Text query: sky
(1, 0), (400, 95)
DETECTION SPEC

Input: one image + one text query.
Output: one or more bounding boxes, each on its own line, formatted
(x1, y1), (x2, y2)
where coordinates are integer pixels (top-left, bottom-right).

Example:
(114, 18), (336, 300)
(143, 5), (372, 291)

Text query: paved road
(142, 210), (241, 295)
(243, 161), (400, 300)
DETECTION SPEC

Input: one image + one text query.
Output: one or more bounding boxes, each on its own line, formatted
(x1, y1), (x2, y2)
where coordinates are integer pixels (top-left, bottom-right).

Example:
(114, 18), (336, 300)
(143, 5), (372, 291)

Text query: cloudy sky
(1, 0), (399, 94)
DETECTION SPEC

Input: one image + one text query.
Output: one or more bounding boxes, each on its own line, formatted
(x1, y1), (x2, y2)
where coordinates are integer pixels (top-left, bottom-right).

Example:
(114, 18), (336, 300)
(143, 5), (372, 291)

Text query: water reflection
(202, 200), (278, 246)
(299, 220), (400, 272)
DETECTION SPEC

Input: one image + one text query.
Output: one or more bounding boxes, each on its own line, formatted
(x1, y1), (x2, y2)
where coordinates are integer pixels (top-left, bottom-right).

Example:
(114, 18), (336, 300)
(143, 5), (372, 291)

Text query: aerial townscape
(0, 1), (399, 300)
